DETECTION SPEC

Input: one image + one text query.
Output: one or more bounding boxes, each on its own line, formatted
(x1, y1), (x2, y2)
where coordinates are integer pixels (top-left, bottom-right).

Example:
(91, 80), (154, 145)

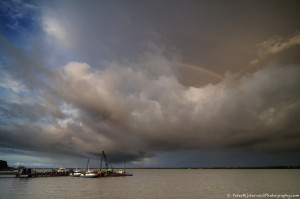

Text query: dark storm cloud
(1, 0), (300, 164)
(39, 0), (300, 70)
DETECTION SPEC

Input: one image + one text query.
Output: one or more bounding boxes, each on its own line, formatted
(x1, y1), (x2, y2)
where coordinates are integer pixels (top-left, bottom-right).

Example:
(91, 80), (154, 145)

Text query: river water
(0, 169), (299, 199)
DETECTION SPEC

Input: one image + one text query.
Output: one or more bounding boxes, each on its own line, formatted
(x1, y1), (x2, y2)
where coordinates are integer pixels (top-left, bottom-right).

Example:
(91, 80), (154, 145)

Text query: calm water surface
(0, 169), (299, 199)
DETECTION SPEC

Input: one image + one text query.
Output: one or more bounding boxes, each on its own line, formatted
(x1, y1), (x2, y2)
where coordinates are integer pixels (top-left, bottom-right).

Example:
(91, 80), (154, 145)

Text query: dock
(0, 169), (70, 178)
(31, 171), (70, 177)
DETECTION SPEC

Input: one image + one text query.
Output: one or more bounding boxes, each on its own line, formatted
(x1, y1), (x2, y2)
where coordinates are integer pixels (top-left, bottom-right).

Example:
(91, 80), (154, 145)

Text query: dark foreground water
(0, 169), (299, 199)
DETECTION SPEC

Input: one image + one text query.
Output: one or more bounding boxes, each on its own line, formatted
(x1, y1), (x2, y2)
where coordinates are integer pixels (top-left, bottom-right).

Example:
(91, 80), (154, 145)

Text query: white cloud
(43, 17), (69, 46)
(1, 46), (300, 162)
(257, 33), (300, 58)
(47, 58), (300, 155)
(0, 73), (25, 93)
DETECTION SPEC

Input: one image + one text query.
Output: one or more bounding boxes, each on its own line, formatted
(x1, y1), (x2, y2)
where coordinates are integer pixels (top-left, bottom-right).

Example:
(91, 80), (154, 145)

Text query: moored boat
(80, 159), (100, 178)
(80, 170), (99, 178)
(69, 168), (81, 177)
(57, 166), (67, 173)
(16, 168), (33, 178)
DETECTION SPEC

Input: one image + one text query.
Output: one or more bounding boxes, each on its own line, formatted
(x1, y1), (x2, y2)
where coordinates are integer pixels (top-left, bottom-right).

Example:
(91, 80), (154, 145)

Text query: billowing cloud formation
(1, 47), (299, 163)
(53, 60), (300, 153)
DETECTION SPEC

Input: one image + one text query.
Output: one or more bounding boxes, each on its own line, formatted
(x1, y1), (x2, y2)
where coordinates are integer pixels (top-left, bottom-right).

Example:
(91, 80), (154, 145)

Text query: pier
(0, 169), (70, 178)
(31, 170), (70, 177)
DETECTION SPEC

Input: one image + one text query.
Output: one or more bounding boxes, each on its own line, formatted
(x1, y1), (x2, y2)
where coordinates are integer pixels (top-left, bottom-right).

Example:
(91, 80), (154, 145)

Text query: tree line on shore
(0, 160), (14, 171)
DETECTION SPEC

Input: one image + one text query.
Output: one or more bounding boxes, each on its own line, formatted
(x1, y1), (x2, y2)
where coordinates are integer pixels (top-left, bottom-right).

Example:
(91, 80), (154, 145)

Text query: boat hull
(70, 173), (81, 177)
(80, 173), (99, 178)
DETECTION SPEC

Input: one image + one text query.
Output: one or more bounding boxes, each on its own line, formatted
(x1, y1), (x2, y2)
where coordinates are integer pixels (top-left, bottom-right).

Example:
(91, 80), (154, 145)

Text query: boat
(80, 159), (99, 178)
(103, 169), (133, 177)
(57, 166), (67, 173)
(80, 170), (99, 178)
(16, 167), (34, 178)
(101, 168), (133, 177)
(69, 168), (81, 177)
(117, 170), (133, 176)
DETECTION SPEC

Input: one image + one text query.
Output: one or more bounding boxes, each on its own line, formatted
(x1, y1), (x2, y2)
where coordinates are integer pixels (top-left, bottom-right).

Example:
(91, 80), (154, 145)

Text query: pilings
(33, 171), (70, 177)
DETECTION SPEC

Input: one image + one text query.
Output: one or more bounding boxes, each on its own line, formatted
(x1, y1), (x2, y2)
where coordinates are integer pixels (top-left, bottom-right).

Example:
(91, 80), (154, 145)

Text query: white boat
(80, 170), (99, 178)
(70, 169), (81, 177)
(57, 166), (67, 173)
(80, 159), (99, 178)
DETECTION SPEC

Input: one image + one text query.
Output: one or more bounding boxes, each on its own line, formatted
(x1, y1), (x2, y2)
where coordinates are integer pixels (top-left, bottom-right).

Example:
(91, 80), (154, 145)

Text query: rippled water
(0, 169), (299, 199)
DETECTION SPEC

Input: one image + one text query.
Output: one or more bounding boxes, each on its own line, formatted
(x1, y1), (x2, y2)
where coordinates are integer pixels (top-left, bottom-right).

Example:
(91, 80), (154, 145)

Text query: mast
(102, 151), (109, 169)
(124, 161), (126, 173)
(100, 152), (103, 172)
(86, 158), (90, 172)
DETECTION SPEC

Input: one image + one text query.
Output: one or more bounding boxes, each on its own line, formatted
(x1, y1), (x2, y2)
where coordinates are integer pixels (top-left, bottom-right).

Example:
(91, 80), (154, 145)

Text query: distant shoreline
(127, 166), (300, 169)
(13, 166), (300, 170)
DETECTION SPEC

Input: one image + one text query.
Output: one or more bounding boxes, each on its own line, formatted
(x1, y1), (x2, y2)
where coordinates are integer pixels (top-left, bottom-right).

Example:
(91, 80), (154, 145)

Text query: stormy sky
(1, 0), (300, 168)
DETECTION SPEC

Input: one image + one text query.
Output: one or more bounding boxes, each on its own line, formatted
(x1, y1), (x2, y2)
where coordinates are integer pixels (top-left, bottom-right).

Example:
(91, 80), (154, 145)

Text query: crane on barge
(99, 151), (132, 177)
